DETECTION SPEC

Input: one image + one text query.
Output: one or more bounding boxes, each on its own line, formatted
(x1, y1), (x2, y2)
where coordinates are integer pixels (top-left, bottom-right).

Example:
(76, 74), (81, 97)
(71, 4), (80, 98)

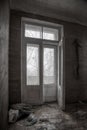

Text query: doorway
(21, 18), (65, 109)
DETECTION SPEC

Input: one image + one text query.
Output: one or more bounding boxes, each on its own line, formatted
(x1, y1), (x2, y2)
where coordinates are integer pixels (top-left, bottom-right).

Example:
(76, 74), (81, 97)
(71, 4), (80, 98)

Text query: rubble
(9, 109), (19, 123)
(9, 103), (87, 130)
(8, 103), (37, 125)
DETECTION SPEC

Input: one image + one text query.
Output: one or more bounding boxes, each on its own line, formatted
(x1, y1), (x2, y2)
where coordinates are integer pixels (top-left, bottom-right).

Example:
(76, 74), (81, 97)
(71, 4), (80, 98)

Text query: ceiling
(10, 0), (87, 26)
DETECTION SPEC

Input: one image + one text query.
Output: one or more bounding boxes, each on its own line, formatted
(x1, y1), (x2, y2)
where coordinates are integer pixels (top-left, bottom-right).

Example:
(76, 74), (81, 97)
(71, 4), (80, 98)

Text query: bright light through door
(43, 48), (55, 84)
(26, 44), (39, 85)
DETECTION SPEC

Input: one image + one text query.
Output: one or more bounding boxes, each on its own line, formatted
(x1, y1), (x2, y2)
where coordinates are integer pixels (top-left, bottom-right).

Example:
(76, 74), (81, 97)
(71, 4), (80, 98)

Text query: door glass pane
(25, 24), (42, 39)
(26, 44), (39, 85)
(43, 27), (58, 41)
(44, 48), (55, 84)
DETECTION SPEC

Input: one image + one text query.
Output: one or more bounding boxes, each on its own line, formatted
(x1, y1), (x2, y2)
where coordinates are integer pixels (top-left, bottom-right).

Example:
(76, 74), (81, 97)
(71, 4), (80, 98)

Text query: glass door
(21, 19), (65, 108)
(43, 45), (57, 102)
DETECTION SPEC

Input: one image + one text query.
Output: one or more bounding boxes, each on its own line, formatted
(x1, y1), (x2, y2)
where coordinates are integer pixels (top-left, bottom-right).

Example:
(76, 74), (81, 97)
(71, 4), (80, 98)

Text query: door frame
(57, 28), (65, 110)
(21, 17), (65, 109)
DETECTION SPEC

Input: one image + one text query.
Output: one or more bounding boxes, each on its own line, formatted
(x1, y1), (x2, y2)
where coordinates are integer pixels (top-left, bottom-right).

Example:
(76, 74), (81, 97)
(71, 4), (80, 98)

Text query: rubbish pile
(36, 124), (56, 130)
(74, 110), (87, 120)
(8, 103), (37, 126)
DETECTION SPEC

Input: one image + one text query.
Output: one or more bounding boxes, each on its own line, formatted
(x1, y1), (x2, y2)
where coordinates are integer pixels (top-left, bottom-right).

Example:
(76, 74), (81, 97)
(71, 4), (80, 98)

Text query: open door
(57, 36), (65, 110)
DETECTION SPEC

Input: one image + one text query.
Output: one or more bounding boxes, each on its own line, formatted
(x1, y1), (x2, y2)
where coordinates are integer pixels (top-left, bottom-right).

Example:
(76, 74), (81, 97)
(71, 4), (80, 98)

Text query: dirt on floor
(9, 102), (87, 130)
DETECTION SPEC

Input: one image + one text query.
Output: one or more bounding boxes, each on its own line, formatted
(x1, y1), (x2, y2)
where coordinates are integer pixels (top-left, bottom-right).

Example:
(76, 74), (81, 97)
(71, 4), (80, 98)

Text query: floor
(9, 102), (87, 130)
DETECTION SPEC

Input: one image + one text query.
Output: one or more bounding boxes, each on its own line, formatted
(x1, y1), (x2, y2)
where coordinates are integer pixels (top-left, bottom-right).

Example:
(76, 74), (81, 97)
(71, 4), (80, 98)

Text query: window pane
(44, 48), (55, 84)
(25, 24), (42, 39)
(43, 27), (58, 41)
(26, 44), (39, 85)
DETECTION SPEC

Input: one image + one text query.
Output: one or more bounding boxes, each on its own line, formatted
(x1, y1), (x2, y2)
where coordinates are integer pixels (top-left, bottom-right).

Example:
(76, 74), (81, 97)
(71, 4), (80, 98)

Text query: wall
(9, 11), (21, 104)
(9, 10), (87, 104)
(65, 24), (87, 103)
(10, 0), (87, 26)
(0, 0), (9, 129)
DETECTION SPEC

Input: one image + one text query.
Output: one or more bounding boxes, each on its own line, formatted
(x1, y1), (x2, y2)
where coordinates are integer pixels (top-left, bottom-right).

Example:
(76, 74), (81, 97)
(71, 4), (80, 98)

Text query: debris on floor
(8, 103), (37, 125)
(74, 110), (87, 120)
(9, 103), (87, 130)
(9, 109), (19, 123)
(26, 113), (37, 126)
(36, 124), (56, 130)
(11, 103), (32, 112)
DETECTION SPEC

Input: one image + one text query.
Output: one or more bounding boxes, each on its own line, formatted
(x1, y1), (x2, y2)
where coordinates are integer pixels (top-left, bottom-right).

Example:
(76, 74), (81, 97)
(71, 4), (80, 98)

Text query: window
(26, 44), (39, 85)
(43, 27), (58, 41)
(25, 24), (42, 39)
(25, 24), (59, 41)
